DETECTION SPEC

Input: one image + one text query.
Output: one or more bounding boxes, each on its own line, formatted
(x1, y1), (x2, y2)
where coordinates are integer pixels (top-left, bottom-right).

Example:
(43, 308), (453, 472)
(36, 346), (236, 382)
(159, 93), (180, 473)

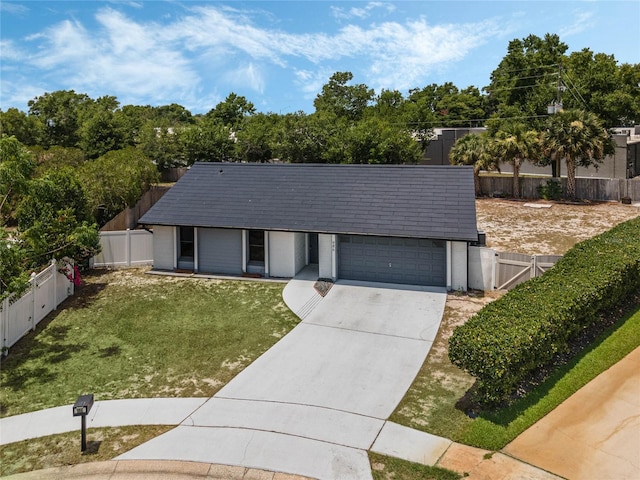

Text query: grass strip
(369, 452), (461, 480)
(0, 425), (173, 477)
(458, 303), (640, 450)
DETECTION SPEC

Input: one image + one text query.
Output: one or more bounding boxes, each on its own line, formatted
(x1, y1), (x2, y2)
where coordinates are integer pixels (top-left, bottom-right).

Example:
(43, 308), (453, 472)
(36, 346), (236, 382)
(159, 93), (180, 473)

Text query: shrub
(448, 217), (640, 405)
(536, 178), (562, 200)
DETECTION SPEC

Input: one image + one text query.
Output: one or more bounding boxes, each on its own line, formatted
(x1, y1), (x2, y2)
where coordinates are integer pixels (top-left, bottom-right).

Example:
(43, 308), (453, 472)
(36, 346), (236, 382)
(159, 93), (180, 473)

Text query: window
(248, 230), (264, 263)
(179, 226), (194, 259)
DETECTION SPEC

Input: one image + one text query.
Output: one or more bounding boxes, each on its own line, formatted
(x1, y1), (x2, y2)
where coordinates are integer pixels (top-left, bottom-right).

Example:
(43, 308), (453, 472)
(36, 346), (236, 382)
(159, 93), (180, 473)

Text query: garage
(338, 235), (446, 286)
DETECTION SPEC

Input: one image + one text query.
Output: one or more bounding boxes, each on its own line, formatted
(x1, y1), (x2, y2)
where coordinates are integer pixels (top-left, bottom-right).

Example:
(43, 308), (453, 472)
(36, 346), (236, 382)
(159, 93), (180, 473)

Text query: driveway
(118, 273), (447, 479)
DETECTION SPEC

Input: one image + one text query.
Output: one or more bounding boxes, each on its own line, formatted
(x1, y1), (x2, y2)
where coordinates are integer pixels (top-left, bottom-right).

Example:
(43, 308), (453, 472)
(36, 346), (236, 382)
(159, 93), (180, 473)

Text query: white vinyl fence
(468, 246), (562, 291)
(1, 259), (75, 355)
(91, 229), (153, 268)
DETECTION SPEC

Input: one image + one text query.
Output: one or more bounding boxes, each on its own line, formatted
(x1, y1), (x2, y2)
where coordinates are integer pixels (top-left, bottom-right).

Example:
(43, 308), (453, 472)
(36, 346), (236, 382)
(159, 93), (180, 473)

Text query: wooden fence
(1, 259), (75, 355)
(100, 186), (171, 232)
(478, 176), (640, 201)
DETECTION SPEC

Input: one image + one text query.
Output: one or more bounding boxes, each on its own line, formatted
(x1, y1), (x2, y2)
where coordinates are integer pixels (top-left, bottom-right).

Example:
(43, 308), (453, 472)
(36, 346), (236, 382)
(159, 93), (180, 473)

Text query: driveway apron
(118, 277), (447, 480)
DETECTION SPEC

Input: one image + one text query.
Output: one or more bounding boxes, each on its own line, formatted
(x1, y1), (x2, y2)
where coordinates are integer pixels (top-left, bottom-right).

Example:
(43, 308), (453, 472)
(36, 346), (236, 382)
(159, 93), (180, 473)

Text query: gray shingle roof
(139, 162), (478, 241)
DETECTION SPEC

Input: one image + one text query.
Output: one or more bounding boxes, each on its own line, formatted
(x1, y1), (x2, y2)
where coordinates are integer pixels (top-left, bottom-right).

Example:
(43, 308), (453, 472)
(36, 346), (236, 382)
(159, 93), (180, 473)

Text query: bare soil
(476, 198), (639, 255)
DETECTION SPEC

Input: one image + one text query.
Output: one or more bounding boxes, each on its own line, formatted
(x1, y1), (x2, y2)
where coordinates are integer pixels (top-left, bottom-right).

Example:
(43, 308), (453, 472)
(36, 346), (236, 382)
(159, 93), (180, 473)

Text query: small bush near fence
(448, 216), (640, 405)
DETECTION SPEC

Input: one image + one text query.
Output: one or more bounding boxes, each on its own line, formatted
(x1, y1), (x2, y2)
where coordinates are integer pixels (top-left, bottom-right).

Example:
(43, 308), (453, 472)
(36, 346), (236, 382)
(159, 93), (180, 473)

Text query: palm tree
(542, 109), (612, 200)
(449, 132), (499, 195)
(493, 123), (540, 198)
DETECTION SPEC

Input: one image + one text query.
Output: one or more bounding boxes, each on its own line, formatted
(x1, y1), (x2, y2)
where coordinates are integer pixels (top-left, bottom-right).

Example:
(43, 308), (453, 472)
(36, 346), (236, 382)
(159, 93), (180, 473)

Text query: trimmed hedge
(449, 216), (640, 405)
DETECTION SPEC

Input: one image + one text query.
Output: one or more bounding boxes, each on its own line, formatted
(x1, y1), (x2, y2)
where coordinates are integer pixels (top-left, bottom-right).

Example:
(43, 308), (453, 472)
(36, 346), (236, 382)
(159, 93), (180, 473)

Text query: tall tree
(449, 132), (499, 195)
(177, 118), (236, 164)
(0, 227), (29, 299)
(541, 109), (612, 199)
(15, 168), (99, 268)
(15, 168), (91, 230)
(492, 123), (540, 198)
(314, 72), (374, 121)
(564, 49), (640, 127)
(79, 148), (159, 225)
(486, 34), (568, 125)
(27, 90), (92, 148)
(235, 113), (280, 162)
(206, 93), (256, 129)
(78, 96), (127, 158)
(345, 117), (422, 164)
(0, 136), (36, 224)
(0, 108), (41, 145)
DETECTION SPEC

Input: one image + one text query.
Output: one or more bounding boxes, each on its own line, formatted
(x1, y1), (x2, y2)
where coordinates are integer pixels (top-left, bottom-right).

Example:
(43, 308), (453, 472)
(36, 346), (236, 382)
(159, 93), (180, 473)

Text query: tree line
(1, 33), (638, 297)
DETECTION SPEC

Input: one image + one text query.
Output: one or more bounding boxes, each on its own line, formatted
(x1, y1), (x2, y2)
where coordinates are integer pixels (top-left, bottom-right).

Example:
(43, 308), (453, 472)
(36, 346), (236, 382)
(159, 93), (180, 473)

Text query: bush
(448, 217), (640, 405)
(536, 178), (561, 200)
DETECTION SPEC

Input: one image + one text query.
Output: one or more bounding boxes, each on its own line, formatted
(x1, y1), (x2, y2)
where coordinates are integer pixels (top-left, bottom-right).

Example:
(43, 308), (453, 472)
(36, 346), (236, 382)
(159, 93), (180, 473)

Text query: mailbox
(73, 394), (94, 417)
(72, 394), (94, 452)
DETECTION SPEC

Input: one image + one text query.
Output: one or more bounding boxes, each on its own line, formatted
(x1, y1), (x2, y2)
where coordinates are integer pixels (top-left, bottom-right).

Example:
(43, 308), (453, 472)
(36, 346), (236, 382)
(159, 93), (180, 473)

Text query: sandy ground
(476, 198), (639, 255)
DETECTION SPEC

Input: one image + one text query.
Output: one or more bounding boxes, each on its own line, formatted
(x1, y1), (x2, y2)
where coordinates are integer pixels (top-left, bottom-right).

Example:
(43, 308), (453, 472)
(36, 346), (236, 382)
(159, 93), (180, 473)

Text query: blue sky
(1, 1), (639, 115)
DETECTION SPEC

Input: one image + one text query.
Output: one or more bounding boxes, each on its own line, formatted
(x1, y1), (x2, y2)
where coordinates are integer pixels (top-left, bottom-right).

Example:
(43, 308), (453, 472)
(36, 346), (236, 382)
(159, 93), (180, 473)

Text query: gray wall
(198, 228), (242, 275)
(152, 225), (174, 270)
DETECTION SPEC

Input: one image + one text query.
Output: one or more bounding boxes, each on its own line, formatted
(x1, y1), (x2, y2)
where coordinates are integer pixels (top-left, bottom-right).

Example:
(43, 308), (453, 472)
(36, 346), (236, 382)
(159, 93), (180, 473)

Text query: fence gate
(495, 252), (562, 290)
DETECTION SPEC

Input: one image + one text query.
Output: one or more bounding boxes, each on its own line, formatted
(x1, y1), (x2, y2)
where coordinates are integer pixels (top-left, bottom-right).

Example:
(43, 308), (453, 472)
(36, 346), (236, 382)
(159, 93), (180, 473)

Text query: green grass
(393, 299), (640, 451)
(0, 269), (299, 417)
(369, 452), (461, 480)
(0, 425), (173, 477)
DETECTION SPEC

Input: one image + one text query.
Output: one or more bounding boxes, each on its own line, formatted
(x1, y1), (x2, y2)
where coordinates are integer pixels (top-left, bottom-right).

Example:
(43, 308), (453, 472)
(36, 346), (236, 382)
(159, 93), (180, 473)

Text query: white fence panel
(56, 270), (74, 305)
(5, 293), (32, 350)
(129, 230), (154, 266)
(467, 246), (562, 292)
(92, 229), (153, 268)
(34, 266), (55, 325)
(468, 246), (496, 291)
(1, 259), (74, 354)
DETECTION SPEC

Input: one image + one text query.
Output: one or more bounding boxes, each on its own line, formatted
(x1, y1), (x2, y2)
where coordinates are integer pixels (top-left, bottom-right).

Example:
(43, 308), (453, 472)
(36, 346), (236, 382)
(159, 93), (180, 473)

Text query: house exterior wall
(293, 232), (307, 275)
(268, 231), (298, 277)
(448, 241), (468, 291)
(152, 225), (175, 270)
(198, 228), (242, 275)
(318, 234), (335, 279)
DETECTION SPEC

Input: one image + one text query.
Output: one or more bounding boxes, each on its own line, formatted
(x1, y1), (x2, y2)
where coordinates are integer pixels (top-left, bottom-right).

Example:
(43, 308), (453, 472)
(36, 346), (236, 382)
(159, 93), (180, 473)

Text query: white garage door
(338, 235), (446, 286)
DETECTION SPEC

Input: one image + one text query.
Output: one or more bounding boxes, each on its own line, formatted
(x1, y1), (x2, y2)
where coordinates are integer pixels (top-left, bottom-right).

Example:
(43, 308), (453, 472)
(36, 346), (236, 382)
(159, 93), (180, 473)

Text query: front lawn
(0, 269), (299, 417)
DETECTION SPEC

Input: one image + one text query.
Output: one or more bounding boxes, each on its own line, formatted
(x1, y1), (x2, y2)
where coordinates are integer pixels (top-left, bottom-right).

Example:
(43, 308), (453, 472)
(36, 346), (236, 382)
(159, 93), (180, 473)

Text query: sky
(1, 1), (639, 115)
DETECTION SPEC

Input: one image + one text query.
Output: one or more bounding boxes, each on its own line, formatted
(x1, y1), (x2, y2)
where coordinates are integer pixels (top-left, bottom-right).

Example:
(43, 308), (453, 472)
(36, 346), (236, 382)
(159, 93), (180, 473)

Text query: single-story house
(138, 162), (479, 290)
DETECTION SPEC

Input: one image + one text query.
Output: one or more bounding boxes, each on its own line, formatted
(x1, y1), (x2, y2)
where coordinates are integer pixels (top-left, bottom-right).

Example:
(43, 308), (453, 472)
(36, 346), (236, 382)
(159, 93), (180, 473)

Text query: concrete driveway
(118, 272), (447, 479)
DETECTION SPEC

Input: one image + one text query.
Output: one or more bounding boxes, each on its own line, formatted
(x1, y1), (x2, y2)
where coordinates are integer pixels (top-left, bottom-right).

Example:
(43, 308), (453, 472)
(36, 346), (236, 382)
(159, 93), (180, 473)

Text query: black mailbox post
(72, 394), (94, 452)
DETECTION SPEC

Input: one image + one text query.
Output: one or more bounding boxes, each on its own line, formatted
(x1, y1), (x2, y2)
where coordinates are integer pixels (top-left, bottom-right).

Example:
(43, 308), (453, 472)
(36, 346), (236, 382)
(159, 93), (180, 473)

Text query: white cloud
(223, 63), (266, 94)
(559, 11), (596, 37)
(331, 2), (395, 20)
(22, 8), (201, 106)
(0, 2), (29, 15)
(0, 39), (24, 61)
(7, 4), (502, 110)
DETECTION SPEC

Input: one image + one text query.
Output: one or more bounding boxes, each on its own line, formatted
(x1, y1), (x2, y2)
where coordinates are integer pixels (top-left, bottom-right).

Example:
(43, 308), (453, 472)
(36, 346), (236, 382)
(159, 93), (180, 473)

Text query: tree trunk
(512, 159), (521, 198)
(474, 170), (481, 197)
(566, 158), (577, 200)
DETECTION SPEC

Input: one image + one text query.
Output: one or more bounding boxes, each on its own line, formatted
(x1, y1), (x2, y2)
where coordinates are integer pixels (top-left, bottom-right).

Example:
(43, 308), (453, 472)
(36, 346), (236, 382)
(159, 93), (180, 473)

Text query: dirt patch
(476, 198), (639, 255)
